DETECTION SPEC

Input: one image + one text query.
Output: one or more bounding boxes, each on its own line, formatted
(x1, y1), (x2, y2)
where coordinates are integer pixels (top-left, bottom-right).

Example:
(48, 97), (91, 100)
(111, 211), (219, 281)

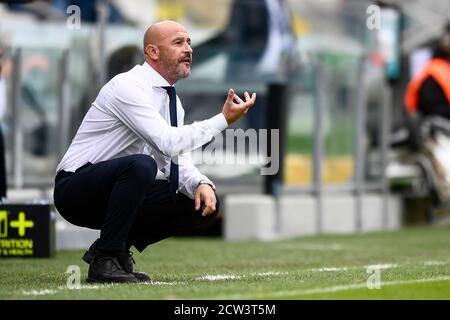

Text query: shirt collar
(142, 62), (172, 88)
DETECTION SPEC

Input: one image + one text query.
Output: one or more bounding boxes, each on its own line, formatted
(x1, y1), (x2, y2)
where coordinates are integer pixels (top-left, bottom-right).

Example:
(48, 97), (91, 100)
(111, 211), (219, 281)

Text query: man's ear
(145, 44), (159, 61)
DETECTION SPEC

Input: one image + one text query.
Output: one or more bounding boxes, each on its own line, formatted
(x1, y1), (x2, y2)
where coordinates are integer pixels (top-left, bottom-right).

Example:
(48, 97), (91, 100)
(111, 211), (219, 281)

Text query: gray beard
(171, 66), (190, 80)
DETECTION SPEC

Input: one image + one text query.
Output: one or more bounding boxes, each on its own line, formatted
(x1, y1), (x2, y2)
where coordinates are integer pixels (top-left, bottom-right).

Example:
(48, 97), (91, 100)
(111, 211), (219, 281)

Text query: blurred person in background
(50, 0), (125, 23)
(404, 23), (450, 203)
(225, 0), (295, 81)
(192, 0), (296, 130)
(0, 46), (7, 201)
(404, 24), (450, 119)
(107, 46), (142, 81)
(53, 20), (256, 283)
(5, 0), (125, 23)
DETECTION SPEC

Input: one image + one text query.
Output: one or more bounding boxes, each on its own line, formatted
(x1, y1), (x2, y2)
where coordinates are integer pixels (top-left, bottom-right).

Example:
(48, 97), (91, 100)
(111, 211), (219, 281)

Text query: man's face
(158, 30), (193, 83)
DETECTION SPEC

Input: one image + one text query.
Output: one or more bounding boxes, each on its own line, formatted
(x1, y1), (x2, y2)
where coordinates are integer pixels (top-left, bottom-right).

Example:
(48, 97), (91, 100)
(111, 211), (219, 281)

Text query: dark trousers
(53, 154), (220, 252)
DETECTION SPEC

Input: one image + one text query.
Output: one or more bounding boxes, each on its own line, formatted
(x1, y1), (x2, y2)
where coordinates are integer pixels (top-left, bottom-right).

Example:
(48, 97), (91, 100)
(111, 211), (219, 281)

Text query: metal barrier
(7, 46), (71, 189)
(282, 57), (392, 233)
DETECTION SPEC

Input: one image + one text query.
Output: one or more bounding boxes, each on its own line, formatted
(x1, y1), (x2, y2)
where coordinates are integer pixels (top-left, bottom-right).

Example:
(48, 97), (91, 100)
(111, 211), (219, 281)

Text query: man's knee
(127, 154), (158, 185)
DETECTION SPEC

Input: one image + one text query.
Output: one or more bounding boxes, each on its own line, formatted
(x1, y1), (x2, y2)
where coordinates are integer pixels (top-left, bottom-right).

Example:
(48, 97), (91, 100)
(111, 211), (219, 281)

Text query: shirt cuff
(191, 175), (215, 193)
(207, 113), (228, 133)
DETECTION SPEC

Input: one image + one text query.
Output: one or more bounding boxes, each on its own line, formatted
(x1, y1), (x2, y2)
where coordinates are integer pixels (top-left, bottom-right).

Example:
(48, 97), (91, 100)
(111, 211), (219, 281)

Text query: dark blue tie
(163, 86), (179, 198)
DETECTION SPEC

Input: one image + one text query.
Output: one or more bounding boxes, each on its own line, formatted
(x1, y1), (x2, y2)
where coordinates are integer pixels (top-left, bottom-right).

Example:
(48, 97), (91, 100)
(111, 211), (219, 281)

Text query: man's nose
(184, 43), (193, 54)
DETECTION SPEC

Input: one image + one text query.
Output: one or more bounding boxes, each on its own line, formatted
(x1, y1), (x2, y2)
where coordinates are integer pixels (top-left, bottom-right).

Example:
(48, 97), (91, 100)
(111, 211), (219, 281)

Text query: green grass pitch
(1, 226), (450, 299)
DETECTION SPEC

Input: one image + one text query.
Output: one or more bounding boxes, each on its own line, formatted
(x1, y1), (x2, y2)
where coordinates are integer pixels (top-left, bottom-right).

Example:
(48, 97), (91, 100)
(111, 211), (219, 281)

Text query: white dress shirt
(56, 62), (228, 199)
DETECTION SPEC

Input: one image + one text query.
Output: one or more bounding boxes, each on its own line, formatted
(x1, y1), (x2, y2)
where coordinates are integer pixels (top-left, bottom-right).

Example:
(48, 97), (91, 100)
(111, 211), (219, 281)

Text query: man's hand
(194, 184), (216, 216)
(222, 89), (256, 125)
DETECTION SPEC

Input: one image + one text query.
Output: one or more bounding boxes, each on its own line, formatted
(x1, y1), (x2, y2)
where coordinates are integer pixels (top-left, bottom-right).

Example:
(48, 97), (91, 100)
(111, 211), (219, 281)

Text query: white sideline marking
(196, 274), (242, 281)
(424, 261), (447, 266)
(309, 263), (398, 273)
(149, 281), (184, 286)
(280, 243), (345, 251)
(195, 271), (288, 281)
(21, 289), (58, 296)
(249, 271), (288, 276)
(21, 283), (116, 296)
(57, 284), (116, 290)
(366, 263), (398, 270)
(311, 267), (349, 272)
(215, 276), (450, 299)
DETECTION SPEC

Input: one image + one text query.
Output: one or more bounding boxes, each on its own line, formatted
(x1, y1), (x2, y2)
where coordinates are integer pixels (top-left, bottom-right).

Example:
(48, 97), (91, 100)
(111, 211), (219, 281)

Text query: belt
(55, 170), (74, 181)
(56, 162), (93, 181)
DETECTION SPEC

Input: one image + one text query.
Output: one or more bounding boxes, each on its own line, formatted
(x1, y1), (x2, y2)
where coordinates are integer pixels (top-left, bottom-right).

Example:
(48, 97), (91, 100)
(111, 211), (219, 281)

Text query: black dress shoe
(83, 240), (151, 282)
(87, 255), (137, 283)
(116, 251), (151, 282)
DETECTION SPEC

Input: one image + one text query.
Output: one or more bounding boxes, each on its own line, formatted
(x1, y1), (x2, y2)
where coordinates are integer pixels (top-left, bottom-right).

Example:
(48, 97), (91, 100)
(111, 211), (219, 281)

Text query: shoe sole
(86, 278), (138, 284)
(132, 272), (151, 282)
(86, 274), (138, 284)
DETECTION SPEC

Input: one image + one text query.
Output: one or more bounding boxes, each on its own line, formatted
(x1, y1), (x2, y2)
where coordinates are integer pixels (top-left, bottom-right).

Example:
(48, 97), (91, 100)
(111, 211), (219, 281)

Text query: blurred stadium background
(0, 0), (449, 299)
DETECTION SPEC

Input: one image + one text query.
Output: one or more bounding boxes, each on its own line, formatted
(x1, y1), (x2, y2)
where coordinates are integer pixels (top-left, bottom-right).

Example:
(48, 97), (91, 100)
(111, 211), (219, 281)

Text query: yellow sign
(157, 0), (184, 21)
(0, 210), (34, 255)
(10, 212), (34, 237)
(284, 155), (354, 185)
(0, 239), (34, 256)
(0, 210), (7, 237)
(0, 205), (52, 257)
